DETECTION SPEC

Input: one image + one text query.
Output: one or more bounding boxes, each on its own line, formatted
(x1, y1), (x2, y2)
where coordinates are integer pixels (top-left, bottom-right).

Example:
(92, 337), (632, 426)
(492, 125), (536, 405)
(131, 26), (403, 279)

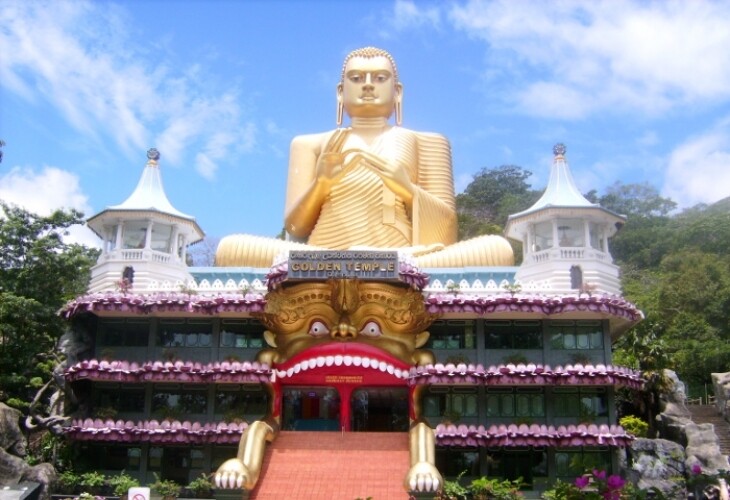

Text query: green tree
(0, 202), (98, 411)
(456, 165), (539, 240)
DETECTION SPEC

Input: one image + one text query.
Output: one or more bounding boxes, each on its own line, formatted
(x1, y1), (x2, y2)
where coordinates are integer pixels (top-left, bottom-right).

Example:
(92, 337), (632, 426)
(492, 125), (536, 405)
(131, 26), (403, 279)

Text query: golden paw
(214, 458), (250, 490)
(405, 462), (442, 493)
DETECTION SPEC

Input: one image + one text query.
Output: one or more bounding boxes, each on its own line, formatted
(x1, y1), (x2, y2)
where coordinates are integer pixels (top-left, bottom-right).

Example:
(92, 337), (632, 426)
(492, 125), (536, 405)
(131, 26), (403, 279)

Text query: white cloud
(391, 0), (441, 31)
(663, 129), (730, 208)
(0, 0), (251, 179)
(0, 165), (101, 247)
(448, 0), (730, 118)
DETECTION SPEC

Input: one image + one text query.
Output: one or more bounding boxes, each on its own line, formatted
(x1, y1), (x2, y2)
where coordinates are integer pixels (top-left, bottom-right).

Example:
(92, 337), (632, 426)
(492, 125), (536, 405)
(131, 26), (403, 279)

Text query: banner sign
(287, 250), (398, 280)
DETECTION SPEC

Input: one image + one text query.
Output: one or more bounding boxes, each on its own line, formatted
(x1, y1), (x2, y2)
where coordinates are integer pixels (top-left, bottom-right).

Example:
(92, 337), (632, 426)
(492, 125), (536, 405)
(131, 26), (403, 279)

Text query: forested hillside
(459, 167), (730, 393)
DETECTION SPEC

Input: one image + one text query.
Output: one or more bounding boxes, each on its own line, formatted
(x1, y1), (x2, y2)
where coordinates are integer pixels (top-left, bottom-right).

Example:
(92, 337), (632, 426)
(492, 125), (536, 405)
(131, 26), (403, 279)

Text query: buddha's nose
(332, 315), (357, 339)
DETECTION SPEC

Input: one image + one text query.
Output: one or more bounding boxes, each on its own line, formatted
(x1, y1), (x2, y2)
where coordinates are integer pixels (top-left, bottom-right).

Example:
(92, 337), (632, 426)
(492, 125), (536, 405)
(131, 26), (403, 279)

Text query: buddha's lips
(273, 343), (412, 381)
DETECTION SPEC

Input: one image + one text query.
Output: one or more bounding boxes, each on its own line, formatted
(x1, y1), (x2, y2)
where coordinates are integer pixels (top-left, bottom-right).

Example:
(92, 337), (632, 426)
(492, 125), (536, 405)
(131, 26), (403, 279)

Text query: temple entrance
(351, 387), (409, 432)
(281, 385), (408, 432)
(282, 387), (341, 431)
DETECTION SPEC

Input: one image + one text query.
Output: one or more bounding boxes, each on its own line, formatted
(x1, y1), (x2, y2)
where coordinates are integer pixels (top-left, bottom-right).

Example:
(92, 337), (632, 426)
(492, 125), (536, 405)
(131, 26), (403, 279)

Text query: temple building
(59, 142), (643, 498)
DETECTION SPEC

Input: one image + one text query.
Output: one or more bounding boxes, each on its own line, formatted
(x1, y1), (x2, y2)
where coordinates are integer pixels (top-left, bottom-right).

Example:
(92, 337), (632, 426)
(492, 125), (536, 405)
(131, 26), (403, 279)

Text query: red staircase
(250, 431), (411, 499)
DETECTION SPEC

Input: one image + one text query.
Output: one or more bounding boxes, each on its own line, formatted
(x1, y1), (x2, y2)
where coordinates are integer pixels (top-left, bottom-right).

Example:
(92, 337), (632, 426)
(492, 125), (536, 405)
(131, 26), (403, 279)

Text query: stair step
(688, 405), (730, 456)
(251, 431), (410, 499)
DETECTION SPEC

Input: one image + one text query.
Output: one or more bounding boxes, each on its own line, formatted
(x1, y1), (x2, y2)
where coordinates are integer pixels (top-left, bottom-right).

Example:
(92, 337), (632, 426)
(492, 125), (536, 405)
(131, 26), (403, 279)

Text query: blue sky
(2, 0), (730, 247)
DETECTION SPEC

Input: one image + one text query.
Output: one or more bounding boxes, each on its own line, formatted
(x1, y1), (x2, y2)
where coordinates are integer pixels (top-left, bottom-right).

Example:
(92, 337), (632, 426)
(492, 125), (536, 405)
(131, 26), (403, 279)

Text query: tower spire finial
(147, 148), (160, 165)
(553, 143), (566, 157)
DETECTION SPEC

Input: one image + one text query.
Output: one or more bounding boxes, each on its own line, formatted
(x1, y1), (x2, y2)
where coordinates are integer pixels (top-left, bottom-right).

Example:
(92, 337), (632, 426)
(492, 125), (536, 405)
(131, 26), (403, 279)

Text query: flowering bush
(540, 470), (662, 499)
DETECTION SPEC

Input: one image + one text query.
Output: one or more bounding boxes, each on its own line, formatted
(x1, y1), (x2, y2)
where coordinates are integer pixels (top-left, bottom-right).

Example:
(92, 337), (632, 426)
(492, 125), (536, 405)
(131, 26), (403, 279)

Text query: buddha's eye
(348, 73), (363, 83)
(375, 73), (389, 83)
(359, 321), (382, 338)
(308, 321), (330, 337)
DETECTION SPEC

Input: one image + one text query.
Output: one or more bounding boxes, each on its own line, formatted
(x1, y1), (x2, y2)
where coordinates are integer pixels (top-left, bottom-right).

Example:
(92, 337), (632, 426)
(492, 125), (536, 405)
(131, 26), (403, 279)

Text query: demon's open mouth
(273, 342), (412, 381)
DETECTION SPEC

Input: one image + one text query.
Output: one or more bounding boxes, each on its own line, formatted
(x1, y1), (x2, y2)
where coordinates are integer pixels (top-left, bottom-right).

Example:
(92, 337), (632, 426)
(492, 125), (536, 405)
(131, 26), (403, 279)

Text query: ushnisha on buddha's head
(337, 47), (403, 126)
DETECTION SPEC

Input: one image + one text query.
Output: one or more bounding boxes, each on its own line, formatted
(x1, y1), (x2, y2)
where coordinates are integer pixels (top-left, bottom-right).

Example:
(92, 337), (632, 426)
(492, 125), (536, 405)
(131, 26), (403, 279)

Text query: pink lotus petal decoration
(408, 363), (644, 389)
(65, 359), (272, 384)
(62, 419), (248, 444)
(60, 291), (268, 319)
(435, 423), (633, 448)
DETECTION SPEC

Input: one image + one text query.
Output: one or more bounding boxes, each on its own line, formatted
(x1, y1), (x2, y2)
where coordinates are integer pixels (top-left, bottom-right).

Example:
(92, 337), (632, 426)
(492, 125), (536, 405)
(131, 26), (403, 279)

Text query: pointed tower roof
(108, 148), (194, 219)
(505, 144), (625, 241)
(87, 149), (204, 243)
(511, 143), (601, 218)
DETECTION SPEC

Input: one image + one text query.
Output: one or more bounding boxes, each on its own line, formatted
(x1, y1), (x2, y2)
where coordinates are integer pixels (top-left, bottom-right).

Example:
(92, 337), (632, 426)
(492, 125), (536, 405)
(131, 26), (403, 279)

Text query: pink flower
(593, 469), (607, 480)
(575, 476), (590, 489)
(606, 475), (625, 490)
(691, 464), (702, 475)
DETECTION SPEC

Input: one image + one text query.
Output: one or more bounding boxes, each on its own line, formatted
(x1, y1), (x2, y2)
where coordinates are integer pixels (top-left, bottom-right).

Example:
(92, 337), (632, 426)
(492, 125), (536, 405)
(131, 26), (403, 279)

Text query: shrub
(470, 476), (523, 499)
(185, 473), (214, 498)
(619, 415), (649, 438)
(151, 473), (181, 499)
(108, 471), (139, 498)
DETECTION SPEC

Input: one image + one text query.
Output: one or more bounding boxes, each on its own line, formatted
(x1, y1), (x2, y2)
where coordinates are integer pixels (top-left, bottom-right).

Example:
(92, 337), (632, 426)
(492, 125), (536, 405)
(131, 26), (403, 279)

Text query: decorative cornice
(62, 419), (246, 444)
(435, 423), (633, 448)
(408, 363), (644, 389)
(60, 292), (267, 319)
(65, 359), (272, 383)
(423, 293), (642, 321)
(60, 291), (641, 324)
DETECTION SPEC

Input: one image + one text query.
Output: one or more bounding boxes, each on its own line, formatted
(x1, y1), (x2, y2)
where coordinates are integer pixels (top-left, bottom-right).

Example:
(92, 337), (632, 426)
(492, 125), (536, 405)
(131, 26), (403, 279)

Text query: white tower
(505, 144), (625, 295)
(86, 149), (204, 293)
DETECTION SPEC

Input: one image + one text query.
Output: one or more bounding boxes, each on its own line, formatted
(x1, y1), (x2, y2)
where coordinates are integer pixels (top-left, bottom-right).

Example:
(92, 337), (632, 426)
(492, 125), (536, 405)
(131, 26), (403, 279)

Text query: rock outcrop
(625, 437), (687, 498)
(0, 403), (56, 500)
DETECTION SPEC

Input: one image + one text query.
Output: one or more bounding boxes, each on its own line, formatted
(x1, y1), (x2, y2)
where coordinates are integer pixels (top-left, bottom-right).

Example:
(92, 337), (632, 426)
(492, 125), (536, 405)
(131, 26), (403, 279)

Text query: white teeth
(316, 356), (325, 367)
(386, 364), (394, 374)
(325, 356), (335, 366)
(334, 355), (343, 366)
(378, 361), (387, 372)
(307, 359), (317, 370)
(353, 356), (362, 366)
(287, 367), (294, 377)
(362, 358), (371, 368)
(293, 363), (301, 373)
(394, 369), (402, 378)
(344, 355), (353, 366)
(277, 370), (286, 378)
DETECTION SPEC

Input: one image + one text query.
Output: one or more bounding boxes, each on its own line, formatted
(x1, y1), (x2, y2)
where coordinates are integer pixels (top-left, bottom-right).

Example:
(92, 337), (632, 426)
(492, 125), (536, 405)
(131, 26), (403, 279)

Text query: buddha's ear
(394, 82), (403, 126)
(264, 330), (277, 348)
(415, 330), (429, 348)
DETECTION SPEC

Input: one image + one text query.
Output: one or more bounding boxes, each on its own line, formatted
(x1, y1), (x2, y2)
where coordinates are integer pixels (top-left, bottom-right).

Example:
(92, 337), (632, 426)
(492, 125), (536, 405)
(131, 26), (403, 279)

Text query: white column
(144, 220), (153, 249)
(552, 221), (559, 249)
(115, 223), (124, 250)
(180, 235), (188, 264)
(583, 220), (591, 249)
(170, 225), (180, 259)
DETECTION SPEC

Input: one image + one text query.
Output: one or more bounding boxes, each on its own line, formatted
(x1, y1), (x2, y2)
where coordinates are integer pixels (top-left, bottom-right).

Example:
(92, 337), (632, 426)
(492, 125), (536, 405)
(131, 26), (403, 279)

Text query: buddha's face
(259, 280), (433, 367)
(339, 55), (402, 120)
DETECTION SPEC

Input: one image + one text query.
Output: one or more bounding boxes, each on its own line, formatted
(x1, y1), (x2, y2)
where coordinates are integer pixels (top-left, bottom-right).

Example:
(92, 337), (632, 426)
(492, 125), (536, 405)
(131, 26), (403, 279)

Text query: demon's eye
(359, 321), (382, 338)
(308, 321), (330, 337)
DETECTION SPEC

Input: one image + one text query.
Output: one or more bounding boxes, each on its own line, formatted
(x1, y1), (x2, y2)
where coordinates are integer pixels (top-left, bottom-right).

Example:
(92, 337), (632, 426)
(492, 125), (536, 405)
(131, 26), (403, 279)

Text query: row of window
(436, 447), (612, 484)
(427, 320), (604, 350)
(422, 387), (608, 420)
(91, 385), (268, 421)
(99, 319), (266, 348)
(99, 319), (605, 351)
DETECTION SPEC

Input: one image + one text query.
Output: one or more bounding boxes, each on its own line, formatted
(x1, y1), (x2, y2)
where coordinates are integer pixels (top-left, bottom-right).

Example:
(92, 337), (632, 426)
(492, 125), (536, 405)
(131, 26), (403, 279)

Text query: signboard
(288, 250), (398, 280)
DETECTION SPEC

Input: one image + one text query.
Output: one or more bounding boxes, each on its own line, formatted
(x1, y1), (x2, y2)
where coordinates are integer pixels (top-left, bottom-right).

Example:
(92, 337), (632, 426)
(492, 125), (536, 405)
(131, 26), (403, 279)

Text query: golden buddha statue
(216, 47), (513, 268)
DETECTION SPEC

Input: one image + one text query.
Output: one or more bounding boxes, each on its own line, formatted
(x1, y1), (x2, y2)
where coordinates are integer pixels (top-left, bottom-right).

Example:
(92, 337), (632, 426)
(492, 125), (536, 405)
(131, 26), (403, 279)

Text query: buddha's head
(337, 47), (403, 125)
